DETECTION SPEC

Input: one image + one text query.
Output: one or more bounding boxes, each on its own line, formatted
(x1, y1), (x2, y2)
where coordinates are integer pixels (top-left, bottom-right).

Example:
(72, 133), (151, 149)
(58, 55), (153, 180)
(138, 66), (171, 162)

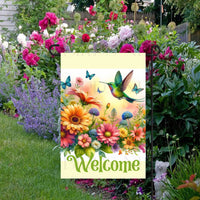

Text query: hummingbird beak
(99, 81), (107, 84)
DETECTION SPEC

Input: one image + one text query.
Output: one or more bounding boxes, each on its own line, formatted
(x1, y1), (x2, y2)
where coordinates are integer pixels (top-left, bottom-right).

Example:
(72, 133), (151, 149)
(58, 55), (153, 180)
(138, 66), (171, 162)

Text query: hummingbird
(100, 70), (144, 103)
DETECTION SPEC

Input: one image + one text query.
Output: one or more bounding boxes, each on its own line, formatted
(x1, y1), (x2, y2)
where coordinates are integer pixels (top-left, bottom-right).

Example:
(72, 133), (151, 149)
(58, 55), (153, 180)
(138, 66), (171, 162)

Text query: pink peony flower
(76, 77), (84, 86)
(39, 17), (49, 30)
(26, 40), (34, 48)
(46, 12), (59, 26)
(30, 31), (43, 45)
(120, 44), (134, 53)
(25, 53), (40, 66)
(45, 38), (54, 50)
(97, 123), (120, 146)
(55, 38), (66, 53)
(89, 5), (96, 16)
(22, 48), (29, 60)
(39, 12), (58, 30)
(78, 134), (92, 148)
(139, 40), (157, 67)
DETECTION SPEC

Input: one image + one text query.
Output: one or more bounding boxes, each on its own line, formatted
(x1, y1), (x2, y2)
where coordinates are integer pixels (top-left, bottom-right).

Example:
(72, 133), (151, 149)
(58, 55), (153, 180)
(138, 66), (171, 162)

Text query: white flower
(65, 28), (74, 33)
(43, 29), (49, 38)
(17, 33), (26, 45)
(61, 23), (68, 29)
(2, 41), (8, 49)
(88, 44), (93, 49)
(90, 33), (95, 38)
(18, 25), (22, 30)
(108, 35), (120, 49)
(118, 25), (133, 41)
(91, 140), (101, 150)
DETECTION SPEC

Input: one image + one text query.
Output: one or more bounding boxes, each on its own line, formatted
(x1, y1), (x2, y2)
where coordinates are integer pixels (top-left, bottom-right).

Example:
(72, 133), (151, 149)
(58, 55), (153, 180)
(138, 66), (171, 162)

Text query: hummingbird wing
(122, 70), (133, 91)
(114, 71), (122, 86)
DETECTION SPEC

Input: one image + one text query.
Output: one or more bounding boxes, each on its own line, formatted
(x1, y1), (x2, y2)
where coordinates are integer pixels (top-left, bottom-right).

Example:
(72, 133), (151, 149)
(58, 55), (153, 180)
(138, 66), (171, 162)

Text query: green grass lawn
(0, 112), (100, 200)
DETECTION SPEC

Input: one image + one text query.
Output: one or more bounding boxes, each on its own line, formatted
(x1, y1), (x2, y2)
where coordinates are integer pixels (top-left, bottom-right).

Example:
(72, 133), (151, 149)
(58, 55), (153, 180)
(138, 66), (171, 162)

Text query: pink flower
(119, 44), (134, 53)
(23, 73), (29, 81)
(78, 25), (83, 30)
(70, 34), (75, 44)
(55, 38), (66, 53)
(45, 38), (54, 50)
(22, 48), (29, 60)
(130, 126), (145, 141)
(46, 12), (59, 26)
(97, 123), (120, 146)
(82, 34), (90, 42)
(76, 77), (84, 86)
(139, 40), (157, 67)
(112, 196), (117, 199)
(39, 17), (49, 30)
(25, 53), (40, 66)
(121, 4), (127, 12)
(159, 47), (173, 61)
(26, 41), (34, 48)
(139, 143), (146, 153)
(30, 31), (43, 45)
(78, 134), (92, 148)
(14, 113), (19, 118)
(175, 57), (185, 71)
(61, 128), (75, 148)
(89, 5), (96, 16)
(109, 11), (118, 20)
(39, 12), (58, 30)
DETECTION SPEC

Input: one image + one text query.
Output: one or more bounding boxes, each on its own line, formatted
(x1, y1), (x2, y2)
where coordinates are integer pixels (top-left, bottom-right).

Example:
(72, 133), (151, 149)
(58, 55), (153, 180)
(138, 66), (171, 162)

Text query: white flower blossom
(61, 23), (68, 29)
(90, 33), (95, 38)
(43, 29), (49, 38)
(91, 140), (101, 150)
(118, 25), (133, 41)
(2, 41), (9, 49)
(108, 35), (120, 49)
(17, 33), (26, 46)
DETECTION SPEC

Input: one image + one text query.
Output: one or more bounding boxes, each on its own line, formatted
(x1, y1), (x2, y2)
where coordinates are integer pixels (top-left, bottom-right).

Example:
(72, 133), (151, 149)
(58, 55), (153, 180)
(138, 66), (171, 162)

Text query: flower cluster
(61, 75), (146, 158)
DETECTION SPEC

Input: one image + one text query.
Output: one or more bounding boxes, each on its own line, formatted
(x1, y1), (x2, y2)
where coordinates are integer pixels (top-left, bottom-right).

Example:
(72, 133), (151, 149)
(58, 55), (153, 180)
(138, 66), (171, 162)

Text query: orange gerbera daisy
(130, 126), (145, 141)
(122, 137), (135, 149)
(66, 87), (101, 108)
(61, 104), (92, 134)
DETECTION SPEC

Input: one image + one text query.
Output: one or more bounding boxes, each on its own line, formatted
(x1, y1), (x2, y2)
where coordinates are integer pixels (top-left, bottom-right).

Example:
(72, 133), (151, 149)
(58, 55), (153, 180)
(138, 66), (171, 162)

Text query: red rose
(109, 11), (118, 20)
(119, 44), (134, 53)
(82, 34), (90, 42)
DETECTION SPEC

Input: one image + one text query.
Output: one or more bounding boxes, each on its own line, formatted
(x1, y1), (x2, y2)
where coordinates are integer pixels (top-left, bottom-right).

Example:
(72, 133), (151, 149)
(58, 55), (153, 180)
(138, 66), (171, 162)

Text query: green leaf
(99, 150), (106, 158)
(194, 64), (200, 74)
(169, 154), (177, 166)
(155, 115), (164, 126)
(74, 145), (85, 158)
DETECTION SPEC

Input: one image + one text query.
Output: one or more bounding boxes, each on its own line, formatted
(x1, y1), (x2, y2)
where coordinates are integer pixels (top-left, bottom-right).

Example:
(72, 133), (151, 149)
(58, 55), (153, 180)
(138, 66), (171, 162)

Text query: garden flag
(61, 53), (146, 179)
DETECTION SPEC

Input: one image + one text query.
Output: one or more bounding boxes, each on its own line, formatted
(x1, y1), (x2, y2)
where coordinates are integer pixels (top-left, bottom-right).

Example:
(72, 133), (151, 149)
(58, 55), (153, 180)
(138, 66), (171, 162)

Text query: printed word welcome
(67, 155), (140, 173)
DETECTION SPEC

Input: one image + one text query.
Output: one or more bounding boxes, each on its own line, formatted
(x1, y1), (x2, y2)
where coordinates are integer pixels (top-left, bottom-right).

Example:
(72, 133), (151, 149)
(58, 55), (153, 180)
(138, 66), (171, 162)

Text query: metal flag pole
(147, 44), (160, 200)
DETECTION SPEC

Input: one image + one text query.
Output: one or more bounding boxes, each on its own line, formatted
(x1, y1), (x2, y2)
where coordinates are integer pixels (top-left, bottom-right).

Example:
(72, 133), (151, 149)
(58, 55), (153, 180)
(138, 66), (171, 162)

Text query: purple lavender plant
(12, 77), (60, 140)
